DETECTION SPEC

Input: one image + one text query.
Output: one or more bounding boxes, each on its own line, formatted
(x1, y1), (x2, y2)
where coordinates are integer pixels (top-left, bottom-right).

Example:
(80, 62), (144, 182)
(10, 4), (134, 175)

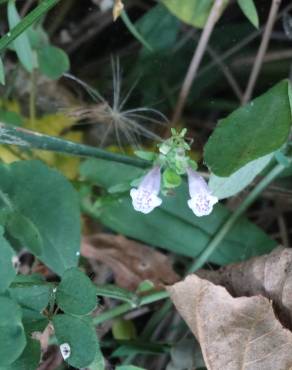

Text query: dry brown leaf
(197, 246), (292, 329)
(82, 233), (179, 290)
(168, 274), (292, 370)
(113, 0), (124, 21)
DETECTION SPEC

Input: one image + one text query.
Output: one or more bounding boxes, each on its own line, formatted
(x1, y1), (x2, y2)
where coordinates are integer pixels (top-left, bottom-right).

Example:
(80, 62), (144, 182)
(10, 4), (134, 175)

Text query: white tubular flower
(186, 168), (218, 217)
(130, 166), (162, 214)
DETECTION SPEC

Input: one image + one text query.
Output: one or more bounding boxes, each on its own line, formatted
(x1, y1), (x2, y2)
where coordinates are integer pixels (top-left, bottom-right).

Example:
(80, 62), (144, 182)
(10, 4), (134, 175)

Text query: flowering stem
(0, 123), (150, 168)
(188, 161), (287, 273)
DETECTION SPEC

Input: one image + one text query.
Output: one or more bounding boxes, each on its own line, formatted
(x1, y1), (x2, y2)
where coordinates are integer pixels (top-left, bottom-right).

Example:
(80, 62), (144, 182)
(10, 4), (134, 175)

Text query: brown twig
(171, 0), (227, 125)
(242, 0), (282, 104)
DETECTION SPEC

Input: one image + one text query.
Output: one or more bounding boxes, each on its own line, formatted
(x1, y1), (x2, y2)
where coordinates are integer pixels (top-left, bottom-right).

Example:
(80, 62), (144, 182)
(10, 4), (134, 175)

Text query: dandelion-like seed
(186, 168), (218, 217)
(130, 166), (162, 214)
(60, 342), (71, 360)
(65, 59), (167, 148)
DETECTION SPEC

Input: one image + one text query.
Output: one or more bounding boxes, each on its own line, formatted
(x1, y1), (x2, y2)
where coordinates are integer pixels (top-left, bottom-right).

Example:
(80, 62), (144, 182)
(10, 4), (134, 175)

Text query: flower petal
(130, 188), (162, 214)
(188, 193), (218, 217)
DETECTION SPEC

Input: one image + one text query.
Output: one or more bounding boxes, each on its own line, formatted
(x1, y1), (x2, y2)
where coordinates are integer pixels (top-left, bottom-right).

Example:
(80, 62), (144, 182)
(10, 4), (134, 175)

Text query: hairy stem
(0, 123), (149, 168)
(242, 0), (282, 104)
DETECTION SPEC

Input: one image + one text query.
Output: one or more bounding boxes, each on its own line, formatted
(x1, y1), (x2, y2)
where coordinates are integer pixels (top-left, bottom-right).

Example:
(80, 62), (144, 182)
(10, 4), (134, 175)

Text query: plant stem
(29, 69), (36, 124)
(172, 0), (227, 124)
(0, 0), (60, 53)
(188, 161), (286, 272)
(0, 123), (150, 168)
(242, 0), (282, 104)
(93, 290), (169, 325)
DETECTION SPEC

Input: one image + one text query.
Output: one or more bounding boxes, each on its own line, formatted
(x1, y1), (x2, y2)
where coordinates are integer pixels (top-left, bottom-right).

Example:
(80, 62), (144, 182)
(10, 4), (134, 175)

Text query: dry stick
(242, 0), (282, 104)
(171, 0), (227, 125)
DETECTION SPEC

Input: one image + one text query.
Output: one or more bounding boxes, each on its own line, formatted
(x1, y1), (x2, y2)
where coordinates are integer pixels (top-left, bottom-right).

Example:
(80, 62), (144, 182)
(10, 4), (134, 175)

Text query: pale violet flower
(186, 168), (218, 217)
(130, 166), (162, 214)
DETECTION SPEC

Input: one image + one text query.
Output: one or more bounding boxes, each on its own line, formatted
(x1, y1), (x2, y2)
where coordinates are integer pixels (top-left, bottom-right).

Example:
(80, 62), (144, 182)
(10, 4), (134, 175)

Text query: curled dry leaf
(197, 246), (292, 329)
(82, 233), (179, 290)
(168, 274), (292, 370)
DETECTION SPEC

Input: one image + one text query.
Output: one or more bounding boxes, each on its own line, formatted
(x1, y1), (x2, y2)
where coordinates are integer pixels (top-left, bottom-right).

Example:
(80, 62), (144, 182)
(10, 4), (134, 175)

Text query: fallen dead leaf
(197, 246), (292, 329)
(168, 274), (292, 370)
(82, 233), (179, 290)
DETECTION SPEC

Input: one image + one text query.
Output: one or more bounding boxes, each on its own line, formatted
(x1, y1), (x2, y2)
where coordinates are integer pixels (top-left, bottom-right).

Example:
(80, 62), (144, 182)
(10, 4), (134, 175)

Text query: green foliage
(6, 212), (43, 256)
(116, 367), (147, 370)
(112, 318), (137, 340)
(163, 168), (182, 189)
(204, 80), (292, 176)
(38, 45), (70, 79)
(237, 0), (259, 28)
(81, 159), (276, 265)
(0, 227), (16, 292)
(7, 0), (34, 72)
(161, 0), (228, 28)
(0, 57), (5, 85)
(53, 314), (99, 368)
(9, 275), (51, 312)
(0, 296), (26, 366)
(56, 267), (97, 316)
(136, 4), (179, 54)
(0, 160), (80, 275)
(209, 153), (273, 199)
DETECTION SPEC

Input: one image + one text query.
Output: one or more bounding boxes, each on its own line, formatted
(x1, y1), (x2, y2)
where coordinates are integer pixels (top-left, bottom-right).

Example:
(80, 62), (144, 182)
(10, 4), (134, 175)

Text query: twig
(171, 0), (227, 124)
(242, 0), (282, 104)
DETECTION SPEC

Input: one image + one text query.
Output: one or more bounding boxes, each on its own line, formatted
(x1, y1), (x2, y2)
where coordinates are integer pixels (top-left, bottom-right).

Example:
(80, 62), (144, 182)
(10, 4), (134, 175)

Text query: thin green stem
(0, 123), (150, 168)
(93, 290), (169, 326)
(29, 69), (36, 124)
(188, 161), (286, 273)
(0, 0), (60, 53)
(121, 10), (153, 52)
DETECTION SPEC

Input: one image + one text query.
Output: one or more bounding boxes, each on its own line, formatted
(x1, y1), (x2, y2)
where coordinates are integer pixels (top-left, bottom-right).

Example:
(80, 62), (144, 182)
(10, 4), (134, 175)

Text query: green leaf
(95, 284), (138, 304)
(7, 212), (43, 256)
(38, 45), (70, 79)
(81, 160), (276, 266)
(7, 0), (34, 72)
(88, 345), (105, 370)
(112, 319), (136, 340)
(0, 109), (23, 126)
(134, 150), (156, 161)
(0, 337), (41, 370)
(237, 0), (259, 28)
(56, 267), (97, 316)
(53, 314), (98, 368)
(209, 153), (273, 199)
(0, 226), (16, 292)
(161, 0), (228, 28)
(0, 160), (80, 275)
(0, 296), (26, 366)
(0, 56), (5, 85)
(204, 80), (292, 176)
(135, 4), (179, 53)
(9, 275), (51, 312)
(163, 168), (182, 188)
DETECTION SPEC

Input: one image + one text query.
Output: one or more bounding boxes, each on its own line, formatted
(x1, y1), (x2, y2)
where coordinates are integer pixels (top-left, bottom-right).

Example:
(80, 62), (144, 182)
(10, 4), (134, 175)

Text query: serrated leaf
(0, 160), (80, 275)
(209, 153), (273, 199)
(6, 212), (43, 256)
(237, 0), (259, 28)
(56, 267), (97, 316)
(161, 0), (228, 29)
(38, 46), (70, 80)
(7, 0), (34, 72)
(0, 225), (16, 292)
(0, 296), (26, 366)
(204, 80), (292, 176)
(53, 314), (98, 368)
